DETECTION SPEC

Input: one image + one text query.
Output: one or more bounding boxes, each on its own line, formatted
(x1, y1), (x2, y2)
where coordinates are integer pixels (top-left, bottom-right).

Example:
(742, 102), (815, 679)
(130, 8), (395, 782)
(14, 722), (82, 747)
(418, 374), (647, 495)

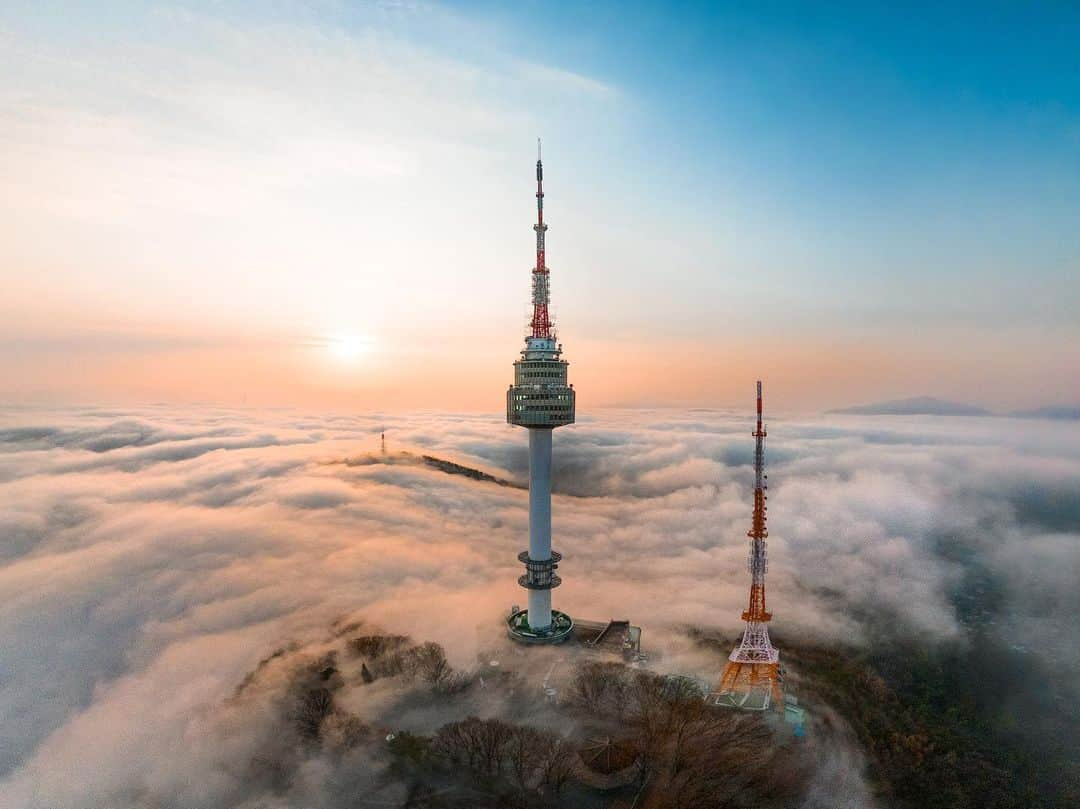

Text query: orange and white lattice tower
(708, 381), (783, 710)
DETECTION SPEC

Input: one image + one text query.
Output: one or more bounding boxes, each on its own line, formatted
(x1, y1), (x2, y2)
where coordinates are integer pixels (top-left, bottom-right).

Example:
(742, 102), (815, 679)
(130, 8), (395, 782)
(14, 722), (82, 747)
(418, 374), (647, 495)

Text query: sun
(327, 334), (371, 361)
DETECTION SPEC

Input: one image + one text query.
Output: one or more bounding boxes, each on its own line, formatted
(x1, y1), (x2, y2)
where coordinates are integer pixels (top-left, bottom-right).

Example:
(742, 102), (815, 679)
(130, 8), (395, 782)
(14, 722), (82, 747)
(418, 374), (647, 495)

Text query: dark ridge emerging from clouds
(335, 450), (525, 490)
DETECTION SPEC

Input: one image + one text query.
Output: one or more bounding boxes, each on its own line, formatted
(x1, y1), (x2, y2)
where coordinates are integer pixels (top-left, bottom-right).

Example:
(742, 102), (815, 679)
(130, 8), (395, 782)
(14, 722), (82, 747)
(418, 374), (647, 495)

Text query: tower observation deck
(506, 141), (576, 644)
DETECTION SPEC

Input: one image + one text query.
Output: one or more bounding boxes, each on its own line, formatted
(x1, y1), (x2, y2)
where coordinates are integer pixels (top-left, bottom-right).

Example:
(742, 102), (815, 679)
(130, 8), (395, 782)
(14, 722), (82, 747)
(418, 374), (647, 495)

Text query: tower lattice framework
(712, 381), (782, 709)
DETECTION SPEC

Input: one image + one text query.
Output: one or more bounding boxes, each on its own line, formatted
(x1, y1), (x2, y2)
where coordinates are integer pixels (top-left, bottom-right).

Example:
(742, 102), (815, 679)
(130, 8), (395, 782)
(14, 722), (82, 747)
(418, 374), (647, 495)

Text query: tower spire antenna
(531, 137), (551, 338)
(709, 381), (783, 710)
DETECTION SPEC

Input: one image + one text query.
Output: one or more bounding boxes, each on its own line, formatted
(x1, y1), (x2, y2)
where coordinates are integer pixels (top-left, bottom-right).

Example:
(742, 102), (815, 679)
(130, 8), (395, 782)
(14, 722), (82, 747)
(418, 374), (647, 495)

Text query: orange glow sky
(1, 3), (1077, 413)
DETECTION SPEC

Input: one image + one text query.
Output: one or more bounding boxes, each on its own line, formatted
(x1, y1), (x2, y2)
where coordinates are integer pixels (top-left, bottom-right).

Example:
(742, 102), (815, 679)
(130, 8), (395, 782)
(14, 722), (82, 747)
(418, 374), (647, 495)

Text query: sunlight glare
(328, 334), (371, 362)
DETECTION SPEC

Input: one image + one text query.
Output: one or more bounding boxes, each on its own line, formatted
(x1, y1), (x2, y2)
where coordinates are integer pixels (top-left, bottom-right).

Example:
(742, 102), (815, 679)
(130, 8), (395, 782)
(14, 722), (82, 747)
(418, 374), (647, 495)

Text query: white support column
(528, 427), (553, 630)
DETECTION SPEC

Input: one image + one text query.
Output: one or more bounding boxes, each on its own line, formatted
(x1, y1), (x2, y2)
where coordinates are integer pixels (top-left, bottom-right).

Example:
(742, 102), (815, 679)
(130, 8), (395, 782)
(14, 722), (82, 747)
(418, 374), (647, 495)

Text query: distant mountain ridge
(829, 397), (1080, 419)
(828, 396), (991, 416)
(1008, 405), (1080, 420)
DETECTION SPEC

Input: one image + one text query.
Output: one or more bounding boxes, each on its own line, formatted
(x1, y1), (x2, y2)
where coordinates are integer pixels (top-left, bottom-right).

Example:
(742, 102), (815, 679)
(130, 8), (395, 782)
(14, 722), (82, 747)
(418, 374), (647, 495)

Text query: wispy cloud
(0, 404), (1076, 806)
(0, 3), (623, 388)
(517, 61), (618, 98)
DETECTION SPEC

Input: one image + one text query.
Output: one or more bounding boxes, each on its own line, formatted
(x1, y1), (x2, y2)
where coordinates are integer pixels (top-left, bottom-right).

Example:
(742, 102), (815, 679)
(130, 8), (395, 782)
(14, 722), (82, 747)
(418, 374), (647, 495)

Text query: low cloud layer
(1, 404), (1077, 807)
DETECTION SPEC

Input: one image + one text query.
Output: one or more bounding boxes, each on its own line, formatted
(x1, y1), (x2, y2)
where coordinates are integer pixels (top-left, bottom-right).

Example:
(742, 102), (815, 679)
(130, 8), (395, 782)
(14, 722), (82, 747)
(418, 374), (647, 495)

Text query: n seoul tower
(506, 141), (576, 644)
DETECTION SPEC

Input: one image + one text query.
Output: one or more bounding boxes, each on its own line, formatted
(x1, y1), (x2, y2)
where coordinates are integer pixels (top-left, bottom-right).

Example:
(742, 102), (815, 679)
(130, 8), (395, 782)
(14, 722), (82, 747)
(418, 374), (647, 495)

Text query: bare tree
(505, 725), (540, 800)
(432, 716), (514, 777)
(375, 640), (453, 688)
(348, 634), (410, 660)
(290, 687), (334, 742)
(568, 661), (631, 717)
(321, 710), (369, 752)
(623, 671), (674, 788)
(475, 717), (514, 776)
(534, 733), (576, 798)
(412, 642), (452, 687)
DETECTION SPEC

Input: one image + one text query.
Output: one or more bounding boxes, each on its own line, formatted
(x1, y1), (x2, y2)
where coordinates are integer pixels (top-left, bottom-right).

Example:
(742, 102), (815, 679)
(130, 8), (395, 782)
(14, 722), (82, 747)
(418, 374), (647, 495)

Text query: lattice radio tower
(710, 381), (783, 709)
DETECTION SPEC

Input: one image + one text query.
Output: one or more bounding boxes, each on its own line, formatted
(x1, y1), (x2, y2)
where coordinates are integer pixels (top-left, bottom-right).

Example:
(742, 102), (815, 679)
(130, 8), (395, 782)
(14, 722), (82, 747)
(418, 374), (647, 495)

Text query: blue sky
(0, 1), (1077, 409)
(503, 2), (1080, 290)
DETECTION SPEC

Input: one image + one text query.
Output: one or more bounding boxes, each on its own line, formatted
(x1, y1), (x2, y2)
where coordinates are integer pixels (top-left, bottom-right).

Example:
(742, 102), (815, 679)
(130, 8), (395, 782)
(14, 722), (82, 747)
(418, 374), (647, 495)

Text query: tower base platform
(507, 608), (574, 644)
(706, 662), (784, 711)
(706, 685), (776, 711)
(573, 618), (643, 658)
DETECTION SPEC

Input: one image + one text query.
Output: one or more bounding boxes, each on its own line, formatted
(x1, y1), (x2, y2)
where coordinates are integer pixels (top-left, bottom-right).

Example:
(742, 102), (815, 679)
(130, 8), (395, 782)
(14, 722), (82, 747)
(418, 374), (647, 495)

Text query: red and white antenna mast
(530, 138), (552, 339)
(710, 381), (783, 710)
(745, 380), (770, 624)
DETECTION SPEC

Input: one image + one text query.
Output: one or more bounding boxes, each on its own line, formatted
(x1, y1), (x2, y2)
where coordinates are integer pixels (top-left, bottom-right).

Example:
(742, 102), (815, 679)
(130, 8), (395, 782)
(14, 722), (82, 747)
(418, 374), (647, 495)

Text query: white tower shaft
(528, 428), (553, 629)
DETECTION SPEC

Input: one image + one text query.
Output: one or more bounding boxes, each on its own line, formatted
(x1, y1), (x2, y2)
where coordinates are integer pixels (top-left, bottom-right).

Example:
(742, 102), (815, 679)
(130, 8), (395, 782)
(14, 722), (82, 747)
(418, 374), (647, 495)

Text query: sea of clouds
(0, 403), (1077, 807)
